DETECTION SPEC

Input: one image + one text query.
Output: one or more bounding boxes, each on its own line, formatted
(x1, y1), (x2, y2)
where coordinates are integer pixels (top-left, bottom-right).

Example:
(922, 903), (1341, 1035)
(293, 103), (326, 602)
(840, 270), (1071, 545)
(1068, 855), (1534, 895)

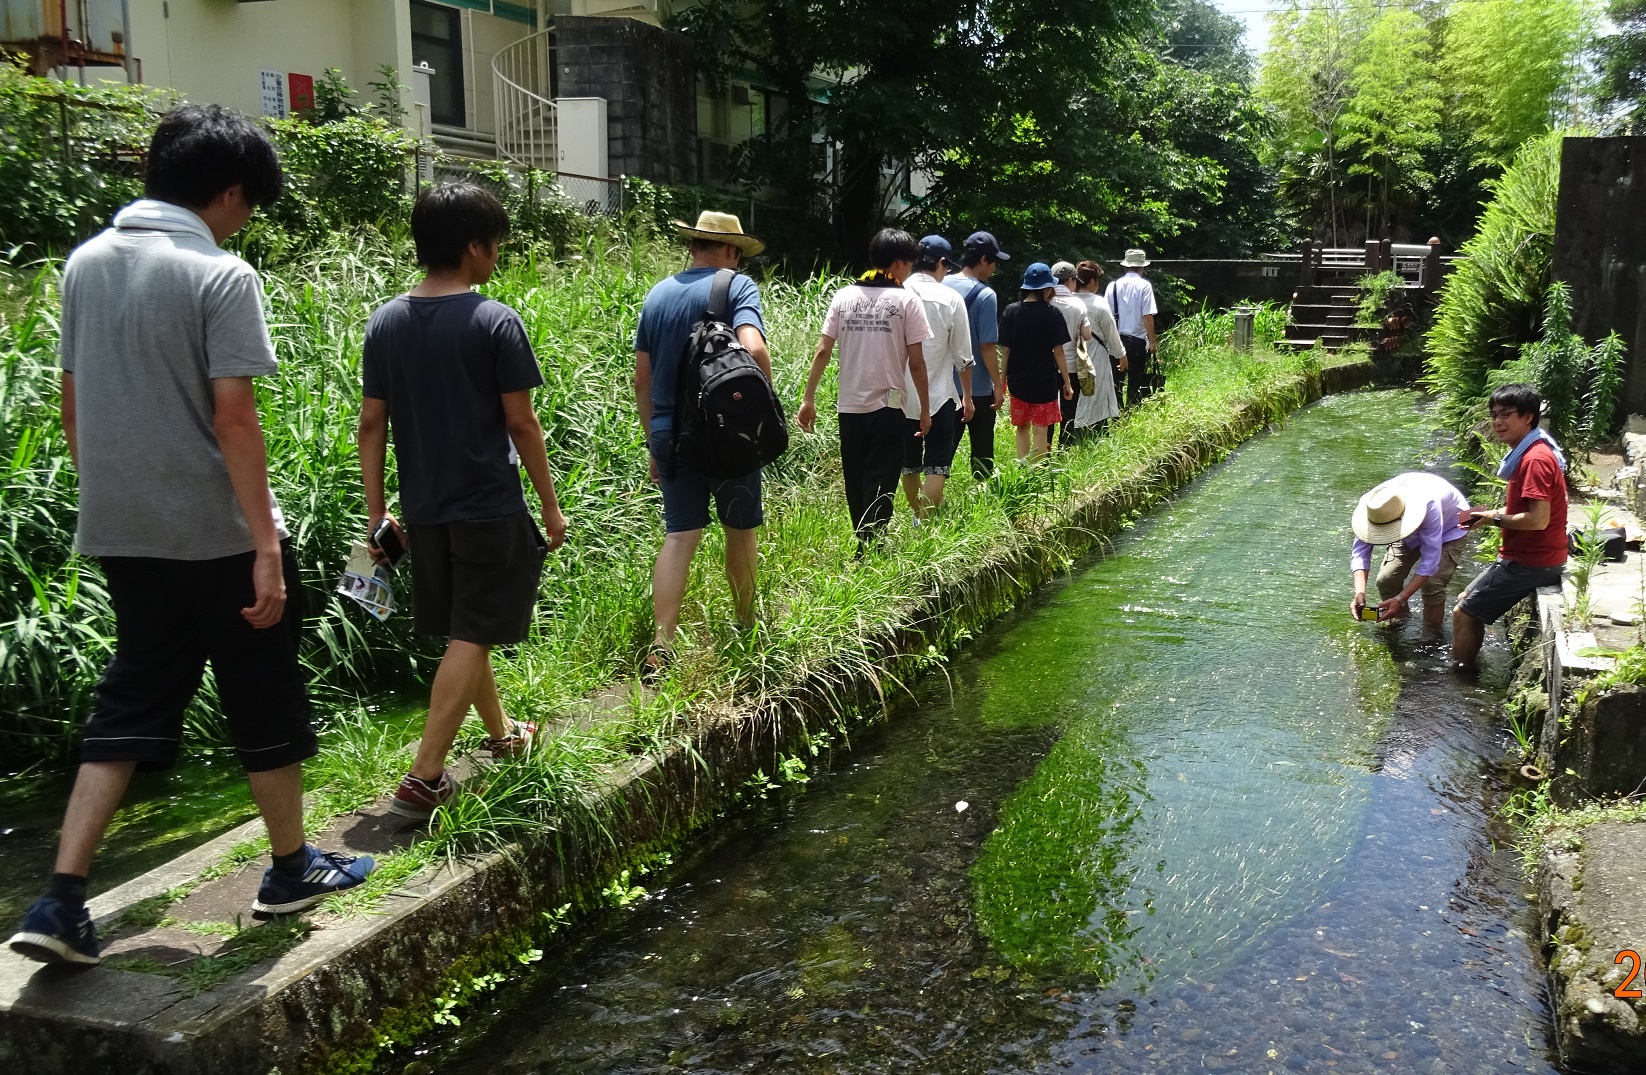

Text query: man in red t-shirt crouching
(1453, 384), (1568, 669)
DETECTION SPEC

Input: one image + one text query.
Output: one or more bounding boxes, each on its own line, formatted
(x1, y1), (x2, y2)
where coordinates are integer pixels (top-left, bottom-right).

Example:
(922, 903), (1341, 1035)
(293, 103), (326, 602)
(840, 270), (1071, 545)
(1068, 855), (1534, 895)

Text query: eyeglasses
(1489, 409), (1522, 420)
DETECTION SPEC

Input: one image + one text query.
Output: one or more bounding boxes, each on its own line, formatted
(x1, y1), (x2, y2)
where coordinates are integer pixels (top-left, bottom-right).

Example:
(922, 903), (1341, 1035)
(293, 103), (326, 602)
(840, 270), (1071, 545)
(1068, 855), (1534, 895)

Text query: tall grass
(1425, 131), (1563, 434)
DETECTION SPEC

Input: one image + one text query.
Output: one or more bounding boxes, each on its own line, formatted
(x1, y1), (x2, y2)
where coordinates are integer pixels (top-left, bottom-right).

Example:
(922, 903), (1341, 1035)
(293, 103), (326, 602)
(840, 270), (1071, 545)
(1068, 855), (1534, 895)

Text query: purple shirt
(1350, 471), (1471, 577)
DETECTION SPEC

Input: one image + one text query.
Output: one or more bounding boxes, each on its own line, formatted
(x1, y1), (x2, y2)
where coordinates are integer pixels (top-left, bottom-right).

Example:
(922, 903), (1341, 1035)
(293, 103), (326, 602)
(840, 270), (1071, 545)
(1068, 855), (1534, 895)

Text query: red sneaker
(486, 718), (537, 758)
(387, 771), (458, 820)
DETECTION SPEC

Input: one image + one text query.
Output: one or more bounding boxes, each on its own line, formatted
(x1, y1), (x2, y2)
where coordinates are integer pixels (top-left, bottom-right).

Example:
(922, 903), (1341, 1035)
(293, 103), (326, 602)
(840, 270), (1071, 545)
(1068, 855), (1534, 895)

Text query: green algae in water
(972, 391), (1439, 986)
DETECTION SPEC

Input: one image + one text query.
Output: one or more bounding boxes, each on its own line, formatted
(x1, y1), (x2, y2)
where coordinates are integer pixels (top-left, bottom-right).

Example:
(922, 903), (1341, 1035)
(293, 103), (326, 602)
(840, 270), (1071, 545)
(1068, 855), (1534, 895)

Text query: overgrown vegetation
(0, 62), (608, 264)
(1424, 132), (1564, 438)
(1355, 270), (1403, 327)
(1485, 282), (1627, 454)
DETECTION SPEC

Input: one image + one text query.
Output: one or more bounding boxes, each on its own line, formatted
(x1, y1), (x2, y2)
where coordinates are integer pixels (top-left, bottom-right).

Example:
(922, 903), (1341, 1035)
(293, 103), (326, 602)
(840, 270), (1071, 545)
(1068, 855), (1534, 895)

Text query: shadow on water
(394, 391), (1557, 1075)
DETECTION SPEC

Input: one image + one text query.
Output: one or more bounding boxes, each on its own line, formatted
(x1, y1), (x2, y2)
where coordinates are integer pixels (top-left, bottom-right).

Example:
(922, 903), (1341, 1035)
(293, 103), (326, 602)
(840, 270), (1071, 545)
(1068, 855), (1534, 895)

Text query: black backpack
(671, 268), (789, 480)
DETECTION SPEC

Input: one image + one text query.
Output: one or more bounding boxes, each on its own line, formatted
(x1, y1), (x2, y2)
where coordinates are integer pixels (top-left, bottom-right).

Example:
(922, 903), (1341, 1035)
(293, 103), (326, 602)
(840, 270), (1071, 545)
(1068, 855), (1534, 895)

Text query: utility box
(1233, 306), (1255, 352)
(555, 97), (608, 179)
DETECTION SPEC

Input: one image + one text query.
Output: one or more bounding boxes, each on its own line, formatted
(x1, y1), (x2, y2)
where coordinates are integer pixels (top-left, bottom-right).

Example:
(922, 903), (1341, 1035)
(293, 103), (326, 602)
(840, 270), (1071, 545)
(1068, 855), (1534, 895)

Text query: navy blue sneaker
(8, 895), (100, 965)
(252, 846), (376, 915)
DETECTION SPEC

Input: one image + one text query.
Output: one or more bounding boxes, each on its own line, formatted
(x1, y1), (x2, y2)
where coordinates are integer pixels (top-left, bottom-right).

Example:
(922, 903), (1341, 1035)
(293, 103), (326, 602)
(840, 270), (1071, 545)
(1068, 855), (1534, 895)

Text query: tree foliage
(1440, 0), (1596, 164)
(1259, 0), (1596, 246)
(1599, 0), (1646, 132)
(1339, 7), (1441, 238)
(672, 0), (1283, 262)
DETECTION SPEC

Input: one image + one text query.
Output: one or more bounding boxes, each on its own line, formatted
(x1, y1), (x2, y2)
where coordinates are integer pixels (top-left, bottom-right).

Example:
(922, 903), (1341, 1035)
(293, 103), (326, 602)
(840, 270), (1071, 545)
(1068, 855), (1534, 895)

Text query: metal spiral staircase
(492, 27), (557, 171)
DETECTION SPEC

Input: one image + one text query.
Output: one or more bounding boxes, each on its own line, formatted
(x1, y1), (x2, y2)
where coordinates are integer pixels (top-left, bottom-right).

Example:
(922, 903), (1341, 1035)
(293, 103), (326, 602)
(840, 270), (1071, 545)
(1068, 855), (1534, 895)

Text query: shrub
(1425, 131), (1563, 434)
(0, 59), (168, 256)
(1485, 281), (1627, 454)
(1355, 270), (1403, 327)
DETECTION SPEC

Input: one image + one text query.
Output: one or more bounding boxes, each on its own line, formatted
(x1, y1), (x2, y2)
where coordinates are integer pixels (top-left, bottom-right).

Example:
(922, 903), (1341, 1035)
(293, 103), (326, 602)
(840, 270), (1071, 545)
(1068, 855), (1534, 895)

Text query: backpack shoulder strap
(962, 278), (986, 313)
(707, 268), (736, 323)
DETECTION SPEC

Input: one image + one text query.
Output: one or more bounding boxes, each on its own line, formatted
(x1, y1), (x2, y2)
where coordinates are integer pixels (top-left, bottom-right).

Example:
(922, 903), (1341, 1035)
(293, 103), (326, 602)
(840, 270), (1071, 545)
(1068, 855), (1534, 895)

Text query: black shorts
(902, 400), (963, 477)
(408, 511), (547, 646)
(1456, 558), (1565, 625)
(80, 542), (315, 773)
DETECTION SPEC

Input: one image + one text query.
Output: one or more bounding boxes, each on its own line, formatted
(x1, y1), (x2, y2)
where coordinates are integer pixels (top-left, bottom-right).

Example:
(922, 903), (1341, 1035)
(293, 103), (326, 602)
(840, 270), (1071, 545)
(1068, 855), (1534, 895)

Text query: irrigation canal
(391, 389), (1558, 1074)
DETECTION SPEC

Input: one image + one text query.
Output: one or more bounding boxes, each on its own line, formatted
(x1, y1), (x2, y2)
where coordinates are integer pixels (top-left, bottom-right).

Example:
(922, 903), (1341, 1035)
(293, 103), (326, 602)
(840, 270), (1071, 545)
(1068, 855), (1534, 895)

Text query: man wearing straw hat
(634, 211), (771, 679)
(1350, 472), (1471, 628)
(1105, 249), (1157, 407)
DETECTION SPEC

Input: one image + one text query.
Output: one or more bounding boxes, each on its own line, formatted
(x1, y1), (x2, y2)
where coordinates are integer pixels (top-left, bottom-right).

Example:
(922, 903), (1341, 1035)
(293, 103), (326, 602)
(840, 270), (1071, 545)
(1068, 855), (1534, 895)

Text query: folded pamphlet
(336, 541), (396, 621)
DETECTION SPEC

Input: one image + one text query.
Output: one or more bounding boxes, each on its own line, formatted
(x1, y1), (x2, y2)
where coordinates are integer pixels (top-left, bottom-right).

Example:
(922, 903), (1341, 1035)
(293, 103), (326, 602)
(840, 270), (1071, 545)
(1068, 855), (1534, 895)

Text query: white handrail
(492, 27), (557, 170)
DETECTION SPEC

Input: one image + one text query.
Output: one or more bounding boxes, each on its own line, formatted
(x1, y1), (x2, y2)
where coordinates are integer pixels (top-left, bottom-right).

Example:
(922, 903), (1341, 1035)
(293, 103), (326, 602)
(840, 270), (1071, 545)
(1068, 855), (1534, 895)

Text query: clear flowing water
(396, 390), (1556, 1075)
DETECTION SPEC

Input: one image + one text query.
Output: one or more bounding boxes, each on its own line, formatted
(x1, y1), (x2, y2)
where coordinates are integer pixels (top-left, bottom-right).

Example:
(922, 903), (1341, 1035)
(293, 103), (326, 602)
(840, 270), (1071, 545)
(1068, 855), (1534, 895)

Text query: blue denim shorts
(648, 428), (764, 533)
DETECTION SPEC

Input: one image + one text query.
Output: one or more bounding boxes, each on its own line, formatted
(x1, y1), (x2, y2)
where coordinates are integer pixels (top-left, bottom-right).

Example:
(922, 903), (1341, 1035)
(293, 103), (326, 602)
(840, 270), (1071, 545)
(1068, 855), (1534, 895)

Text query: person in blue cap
(944, 232), (1009, 478)
(999, 262), (1074, 464)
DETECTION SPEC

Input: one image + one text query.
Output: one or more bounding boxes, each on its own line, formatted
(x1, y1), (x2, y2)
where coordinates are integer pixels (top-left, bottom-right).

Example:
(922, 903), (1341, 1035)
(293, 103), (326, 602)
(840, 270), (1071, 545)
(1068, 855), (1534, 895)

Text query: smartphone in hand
(370, 518), (407, 567)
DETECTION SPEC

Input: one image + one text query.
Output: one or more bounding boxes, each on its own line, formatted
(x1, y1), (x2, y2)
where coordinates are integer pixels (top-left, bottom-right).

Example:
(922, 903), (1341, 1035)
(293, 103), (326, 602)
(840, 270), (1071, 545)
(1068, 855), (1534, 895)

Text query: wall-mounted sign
(288, 73), (315, 114)
(259, 69), (287, 117)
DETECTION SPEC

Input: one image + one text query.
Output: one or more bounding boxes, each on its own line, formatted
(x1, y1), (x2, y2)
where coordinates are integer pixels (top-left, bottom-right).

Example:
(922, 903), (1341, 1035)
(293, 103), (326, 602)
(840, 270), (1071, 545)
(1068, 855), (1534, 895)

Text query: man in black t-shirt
(358, 184), (570, 820)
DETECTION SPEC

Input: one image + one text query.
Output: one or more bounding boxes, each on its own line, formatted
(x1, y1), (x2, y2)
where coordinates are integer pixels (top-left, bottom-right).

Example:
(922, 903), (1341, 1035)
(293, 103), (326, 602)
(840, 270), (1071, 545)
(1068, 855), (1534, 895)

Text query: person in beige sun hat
(671, 210), (765, 257)
(1349, 471), (1472, 628)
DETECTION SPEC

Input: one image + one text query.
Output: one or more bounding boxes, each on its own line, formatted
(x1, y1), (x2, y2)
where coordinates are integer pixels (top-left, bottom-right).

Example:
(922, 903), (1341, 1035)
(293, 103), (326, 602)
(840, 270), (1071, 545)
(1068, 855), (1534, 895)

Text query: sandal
(640, 643), (673, 685)
(486, 718), (536, 758)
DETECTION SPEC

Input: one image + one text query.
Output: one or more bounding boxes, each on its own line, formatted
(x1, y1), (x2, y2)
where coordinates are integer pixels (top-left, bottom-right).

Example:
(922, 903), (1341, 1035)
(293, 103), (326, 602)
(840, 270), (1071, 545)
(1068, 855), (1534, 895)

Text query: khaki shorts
(1376, 536), (1467, 609)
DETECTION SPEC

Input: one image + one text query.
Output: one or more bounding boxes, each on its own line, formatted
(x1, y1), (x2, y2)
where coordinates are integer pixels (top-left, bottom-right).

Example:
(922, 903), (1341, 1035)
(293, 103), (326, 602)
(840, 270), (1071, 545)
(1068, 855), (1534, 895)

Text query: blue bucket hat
(1020, 262), (1057, 290)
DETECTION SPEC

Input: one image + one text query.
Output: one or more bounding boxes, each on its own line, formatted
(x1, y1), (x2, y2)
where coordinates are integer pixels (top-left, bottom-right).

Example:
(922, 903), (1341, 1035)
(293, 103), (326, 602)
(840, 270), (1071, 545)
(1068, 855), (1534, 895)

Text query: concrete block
(1539, 820), (1646, 1073)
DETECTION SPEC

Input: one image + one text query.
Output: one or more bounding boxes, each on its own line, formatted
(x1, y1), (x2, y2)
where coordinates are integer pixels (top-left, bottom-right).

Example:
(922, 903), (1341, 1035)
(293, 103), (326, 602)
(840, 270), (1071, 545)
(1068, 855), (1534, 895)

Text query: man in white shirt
(798, 228), (933, 551)
(1105, 248), (1158, 407)
(1049, 262), (1092, 450)
(901, 236), (974, 518)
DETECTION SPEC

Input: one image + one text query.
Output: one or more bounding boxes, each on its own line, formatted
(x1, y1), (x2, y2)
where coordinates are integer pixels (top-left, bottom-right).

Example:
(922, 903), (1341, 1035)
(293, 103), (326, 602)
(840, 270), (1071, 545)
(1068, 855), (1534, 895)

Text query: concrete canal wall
(1507, 565), (1646, 1072)
(0, 355), (1397, 1075)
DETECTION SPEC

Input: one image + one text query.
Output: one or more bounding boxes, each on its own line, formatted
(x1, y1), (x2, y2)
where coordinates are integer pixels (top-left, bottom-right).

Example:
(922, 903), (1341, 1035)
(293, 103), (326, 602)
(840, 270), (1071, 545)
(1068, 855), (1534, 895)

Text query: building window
(411, 1), (465, 128)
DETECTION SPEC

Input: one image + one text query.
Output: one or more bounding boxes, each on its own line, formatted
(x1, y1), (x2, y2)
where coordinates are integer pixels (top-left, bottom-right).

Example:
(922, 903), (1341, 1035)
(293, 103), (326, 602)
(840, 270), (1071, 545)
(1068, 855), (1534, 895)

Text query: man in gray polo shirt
(8, 105), (373, 968)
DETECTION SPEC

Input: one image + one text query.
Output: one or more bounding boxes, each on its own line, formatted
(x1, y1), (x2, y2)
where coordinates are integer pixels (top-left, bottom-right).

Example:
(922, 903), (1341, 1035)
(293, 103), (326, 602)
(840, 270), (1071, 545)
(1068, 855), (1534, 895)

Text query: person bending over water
(1350, 471), (1472, 630)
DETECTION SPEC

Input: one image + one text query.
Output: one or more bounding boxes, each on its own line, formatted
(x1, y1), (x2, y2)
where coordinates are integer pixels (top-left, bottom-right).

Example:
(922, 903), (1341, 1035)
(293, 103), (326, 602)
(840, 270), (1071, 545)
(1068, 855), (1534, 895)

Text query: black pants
(839, 407), (906, 546)
(1120, 335), (1149, 407)
(81, 541), (315, 772)
(967, 393), (998, 479)
(1055, 389), (1080, 450)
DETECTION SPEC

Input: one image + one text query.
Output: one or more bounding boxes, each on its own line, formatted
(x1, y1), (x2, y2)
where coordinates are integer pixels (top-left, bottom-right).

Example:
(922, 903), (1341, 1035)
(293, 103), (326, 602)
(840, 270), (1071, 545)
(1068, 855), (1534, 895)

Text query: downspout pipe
(121, 0), (135, 83)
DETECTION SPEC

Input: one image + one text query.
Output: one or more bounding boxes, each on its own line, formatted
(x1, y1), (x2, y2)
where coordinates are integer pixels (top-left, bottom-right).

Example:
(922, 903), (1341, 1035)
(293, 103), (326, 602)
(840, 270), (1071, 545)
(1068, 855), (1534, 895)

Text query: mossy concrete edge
(1, 359), (1378, 1075)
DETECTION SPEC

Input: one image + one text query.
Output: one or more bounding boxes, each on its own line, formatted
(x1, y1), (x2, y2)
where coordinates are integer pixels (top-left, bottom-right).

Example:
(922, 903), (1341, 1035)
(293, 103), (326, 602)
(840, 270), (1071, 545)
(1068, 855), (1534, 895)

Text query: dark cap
(963, 231), (1010, 261)
(918, 234), (955, 266)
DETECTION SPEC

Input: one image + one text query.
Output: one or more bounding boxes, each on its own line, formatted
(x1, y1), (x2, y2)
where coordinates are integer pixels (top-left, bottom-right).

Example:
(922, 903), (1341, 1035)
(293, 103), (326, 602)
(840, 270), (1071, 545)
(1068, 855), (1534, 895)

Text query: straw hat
(1352, 479), (1427, 544)
(671, 210), (765, 256)
(1121, 248), (1150, 268)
